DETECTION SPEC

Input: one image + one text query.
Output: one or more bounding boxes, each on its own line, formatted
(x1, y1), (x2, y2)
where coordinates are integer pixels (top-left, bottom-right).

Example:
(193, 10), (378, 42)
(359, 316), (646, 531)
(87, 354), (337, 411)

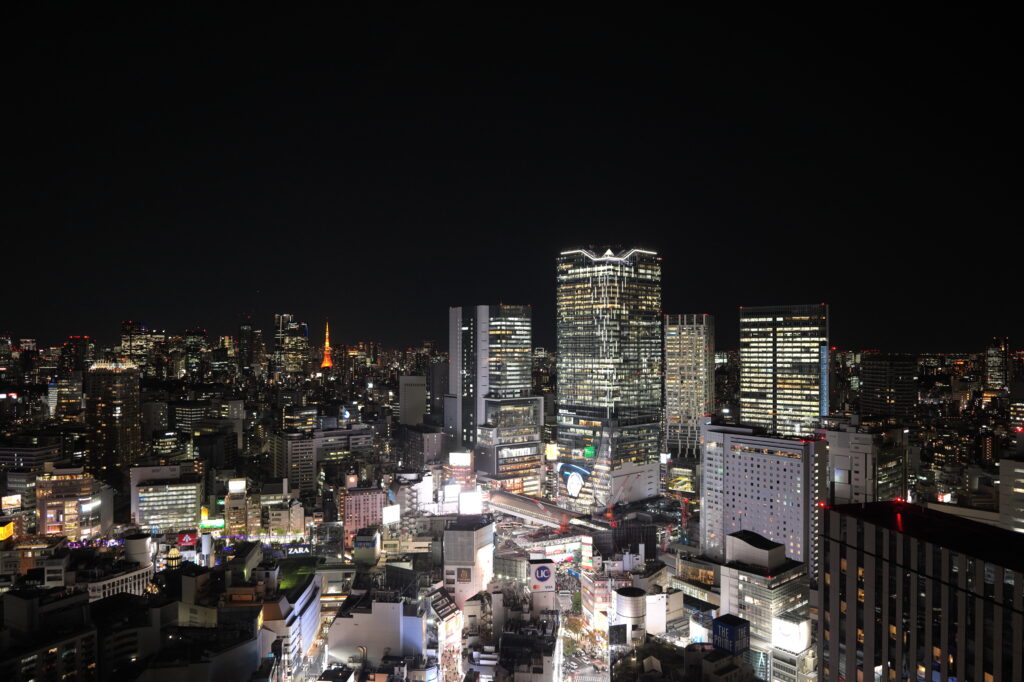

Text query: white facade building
(327, 592), (426, 666)
(699, 422), (827, 581)
(443, 515), (495, 609)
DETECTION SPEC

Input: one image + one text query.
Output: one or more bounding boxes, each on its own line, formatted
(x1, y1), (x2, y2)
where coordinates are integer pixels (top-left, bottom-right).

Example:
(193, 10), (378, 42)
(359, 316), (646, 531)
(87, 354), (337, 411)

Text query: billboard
(0, 521), (13, 541)
(228, 479), (247, 494)
(1, 494), (21, 512)
(449, 451), (472, 467)
(556, 462), (591, 498)
(382, 504), (401, 525)
(177, 531), (198, 547)
(772, 615), (812, 654)
(530, 560), (555, 592)
(498, 445), (537, 459)
(581, 535), (594, 570)
(456, 567), (472, 583)
(458, 490), (483, 515)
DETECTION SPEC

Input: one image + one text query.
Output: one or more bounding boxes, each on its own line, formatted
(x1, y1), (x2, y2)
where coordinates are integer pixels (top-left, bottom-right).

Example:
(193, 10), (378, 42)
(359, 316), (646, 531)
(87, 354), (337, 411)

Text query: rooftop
(728, 529), (782, 551)
(830, 501), (1024, 573)
(714, 613), (749, 628)
(445, 514), (494, 531)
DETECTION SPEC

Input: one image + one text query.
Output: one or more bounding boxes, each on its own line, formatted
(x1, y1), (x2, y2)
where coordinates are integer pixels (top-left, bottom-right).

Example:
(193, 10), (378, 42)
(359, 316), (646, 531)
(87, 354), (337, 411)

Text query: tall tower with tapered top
(320, 320), (334, 369)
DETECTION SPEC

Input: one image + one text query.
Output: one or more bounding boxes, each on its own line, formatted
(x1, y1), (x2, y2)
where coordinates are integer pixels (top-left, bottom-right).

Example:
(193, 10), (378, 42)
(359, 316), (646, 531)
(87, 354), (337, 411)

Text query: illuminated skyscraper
(664, 314), (714, 458)
(320, 320), (334, 369)
(986, 336), (1010, 390)
(445, 305), (533, 450)
(739, 303), (829, 437)
(272, 313), (309, 375)
(120, 320), (154, 375)
(555, 248), (663, 510)
(182, 328), (208, 375)
(83, 361), (142, 478)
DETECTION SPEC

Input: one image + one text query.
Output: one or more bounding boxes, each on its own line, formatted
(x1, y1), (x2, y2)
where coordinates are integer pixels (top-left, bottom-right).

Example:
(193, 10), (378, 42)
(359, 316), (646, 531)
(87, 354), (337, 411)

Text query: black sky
(4, 6), (1019, 351)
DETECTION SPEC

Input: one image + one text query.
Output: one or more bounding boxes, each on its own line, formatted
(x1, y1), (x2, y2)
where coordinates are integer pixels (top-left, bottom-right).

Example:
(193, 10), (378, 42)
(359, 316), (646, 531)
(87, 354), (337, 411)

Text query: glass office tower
(446, 305), (533, 451)
(664, 314), (715, 458)
(556, 248), (663, 511)
(739, 303), (829, 437)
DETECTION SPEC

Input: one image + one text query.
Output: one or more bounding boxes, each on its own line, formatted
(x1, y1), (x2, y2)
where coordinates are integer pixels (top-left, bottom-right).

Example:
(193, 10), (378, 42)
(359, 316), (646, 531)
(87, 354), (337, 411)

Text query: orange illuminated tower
(320, 320), (334, 369)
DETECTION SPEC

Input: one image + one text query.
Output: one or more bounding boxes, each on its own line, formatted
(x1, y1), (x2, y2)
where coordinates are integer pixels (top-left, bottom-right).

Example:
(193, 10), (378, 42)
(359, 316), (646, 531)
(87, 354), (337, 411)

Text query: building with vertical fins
(739, 303), (829, 437)
(664, 313), (715, 458)
(555, 248), (663, 512)
(819, 501), (1024, 682)
(321, 320), (334, 369)
(444, 305), (534, 451)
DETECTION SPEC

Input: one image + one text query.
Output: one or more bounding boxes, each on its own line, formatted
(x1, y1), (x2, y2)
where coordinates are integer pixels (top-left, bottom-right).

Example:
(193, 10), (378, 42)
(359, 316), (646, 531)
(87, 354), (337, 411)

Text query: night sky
(5, 7), (1018, 352)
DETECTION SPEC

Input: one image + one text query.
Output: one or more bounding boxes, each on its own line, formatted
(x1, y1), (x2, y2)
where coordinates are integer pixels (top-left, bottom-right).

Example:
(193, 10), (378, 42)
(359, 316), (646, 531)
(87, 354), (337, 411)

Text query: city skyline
(4, 290), (1019, 356)
(3, 6), (1021, 682)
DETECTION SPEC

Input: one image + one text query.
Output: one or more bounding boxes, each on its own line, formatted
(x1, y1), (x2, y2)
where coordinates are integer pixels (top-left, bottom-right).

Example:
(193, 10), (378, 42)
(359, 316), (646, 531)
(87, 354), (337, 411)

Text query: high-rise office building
(555, 248), (662, 510)
(1000, 452), (1024, 534)
(272, 314), (309, 376)
(819, 502), (1024, 682)
(664, 314), (715, 458)
(182, 328), (208, 375)
(986, 336), (1011, 390)
(860, 353), (917, 420)
(699, 421), (827, 580)
(398, 375), (427, 426)
(53, 373), (84, 423)
(237, 314), (258, 374)
(58, 335), (92, 376)
(445, 305), (533, 451)
(819, 415), (910, 505)
(83, 361), (142, 476)
(119, 320), (154, 375)
(426, 357), (448, 418)
(739, 303), (829, 437)
(270, 431), (318, 497)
